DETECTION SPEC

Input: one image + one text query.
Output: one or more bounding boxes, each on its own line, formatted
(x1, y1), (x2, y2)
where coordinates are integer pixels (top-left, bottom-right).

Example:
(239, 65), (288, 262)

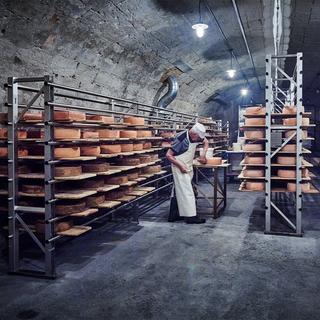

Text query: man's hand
(197, 155), (207, 164)
(179, 163), (189, 173)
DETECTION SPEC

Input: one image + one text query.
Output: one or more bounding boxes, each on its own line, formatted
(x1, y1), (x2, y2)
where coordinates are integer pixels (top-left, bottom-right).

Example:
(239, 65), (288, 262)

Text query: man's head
(189, 122), (206, 142)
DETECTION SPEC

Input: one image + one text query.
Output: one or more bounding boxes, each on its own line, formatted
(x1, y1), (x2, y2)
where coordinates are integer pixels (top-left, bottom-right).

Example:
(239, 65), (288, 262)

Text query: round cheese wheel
(133, 143), (143, 151)
(287, 183), (310, 192)
(56, 201), (86, 215)
(285, 130), (308, 139)
(0, 128), (7, 139)
(282, 144), (296, 152)
(86, 194), (105, 207)
(54, 147), (80, 158)
(123, 116), (145, 126)
(82, 162), (109, 173)
(138, 155), (152, 163)
(81, 130), (99, 139)
(242, 144), (264, 152)
(246, 181), (265, 191)
(100, 144), (121, 154)
(80, 146), (101, 156)
(283, 118), (310, 126)
(142, 165), (161, 174)
(161, 132), (175, 138)
(22, 112), (43, 121)
(86, 115), (114, 124)
(245, 118), (266, 125)
(18, 165), (31, 174)
(0, 147), (8, 158)
(206, 157), (222, 165)
(54, 110), (85, 122)
(277, 156), (296, 165)
(244, 106), (266, 115)
(0, 165), (7, 175)
(149, 154), (159, 161)
(104, 175), (128, 185)
(243, 169), (264, 177)
(117, 157), (140, 166)
(18, 130), (27, 139)
(122, 186), (134, 194)
(54, 128), (81, 140)
(18, 149), (28, 157)
(120, 144), (134, 152)
(35, 220), (73, 234)
(244, 156), (265, 164)
(277, 170), (296, 178)
(98, 129), (120, 139)
(244, 130), (265, 139)
(21, 184), (44, 194)
(282, 106), (305, 114)
(120, 130), (137, 138)
(55, 166), (82, 177)
(105, 189), (125, 200)
(137, 130), (152, 138)
(83, 178), (105, 189)
(143, 142), (152, 149)
(127, 171), (139, 180)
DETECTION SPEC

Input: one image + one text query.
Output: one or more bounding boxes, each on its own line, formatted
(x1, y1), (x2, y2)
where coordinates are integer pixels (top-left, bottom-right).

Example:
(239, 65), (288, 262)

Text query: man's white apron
(171, 132), (198, 217)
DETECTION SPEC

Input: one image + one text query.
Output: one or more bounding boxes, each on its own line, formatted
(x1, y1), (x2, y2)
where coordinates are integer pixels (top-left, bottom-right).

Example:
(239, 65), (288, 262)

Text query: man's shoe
(168, 216), (185, 222)
(185, 216), (206, 224)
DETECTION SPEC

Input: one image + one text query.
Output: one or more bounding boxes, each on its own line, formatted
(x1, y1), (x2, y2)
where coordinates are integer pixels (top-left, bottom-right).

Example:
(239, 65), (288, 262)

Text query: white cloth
(171, 131), (198, 217)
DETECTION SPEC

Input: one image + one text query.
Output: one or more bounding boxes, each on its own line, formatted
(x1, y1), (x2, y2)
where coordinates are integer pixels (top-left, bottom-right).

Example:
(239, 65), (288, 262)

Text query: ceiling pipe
(231, 0), (263, 90)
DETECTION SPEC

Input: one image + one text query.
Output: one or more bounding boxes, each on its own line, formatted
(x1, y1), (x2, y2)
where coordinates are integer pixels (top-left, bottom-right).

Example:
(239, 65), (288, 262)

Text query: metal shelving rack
(265, 53), (304, 236)
(4, 75), (218, 278)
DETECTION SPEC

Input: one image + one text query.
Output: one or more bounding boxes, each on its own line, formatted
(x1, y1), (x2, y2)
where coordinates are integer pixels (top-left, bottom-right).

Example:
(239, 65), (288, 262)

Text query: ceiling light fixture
(226, 49), (236, 78)
(241, 88), (249, 96)
(192, 0), (208, 38)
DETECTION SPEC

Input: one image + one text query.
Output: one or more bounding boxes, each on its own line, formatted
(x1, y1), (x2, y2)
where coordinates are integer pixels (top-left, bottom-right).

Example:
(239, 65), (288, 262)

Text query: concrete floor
(0, 182), (320, 320)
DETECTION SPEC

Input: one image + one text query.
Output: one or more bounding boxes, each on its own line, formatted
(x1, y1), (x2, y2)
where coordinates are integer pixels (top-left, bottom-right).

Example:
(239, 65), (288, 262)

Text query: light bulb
(226, 69), (236, 78)
(192, 23), (208, 38)
(241, 88), (248, 96)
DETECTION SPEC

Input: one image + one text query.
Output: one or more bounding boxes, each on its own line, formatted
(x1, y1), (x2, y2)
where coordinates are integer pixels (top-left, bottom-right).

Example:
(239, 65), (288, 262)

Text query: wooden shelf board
(96, 169), (123, 176)
(57, 226), (92, 237)
(238, 174), (265, 180)
(70, 208), (98, 217)
(114, 195), (137, 202)
(119, 181), (138, 187)
(97, 185), (120, 192)
(56, 173), (97, 181)
(271, 176), (311, 181)
(127, 190), (149, 196)
(134, 187), (156, 192)
(271, 187), (320, 194)
(271, 112), (312, 118)
(97, 201), (121, 209)
(240, 125), (267, 129)
(0, 190), (8, 195)
(56, 190), (97, 200)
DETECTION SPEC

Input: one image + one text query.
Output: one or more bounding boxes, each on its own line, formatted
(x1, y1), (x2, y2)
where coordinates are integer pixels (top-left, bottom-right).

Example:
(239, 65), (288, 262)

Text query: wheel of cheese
(80, 146), (101, 156)
(117, 157), (140, 166)
(54, 110), (85, 122)
(18, 165), (31, 174)
(120, 144), (134, 152)
(105, 189), (125, 200)
(283, 118), (310, 126)
(277, 170), (296, 178)
(246, 181), (265, 191)
(35, 220), (73, 234)
(287, 182), (310, 192)
(86, 114), (114, 124)
(19, 149), (28, 157)
(100, 144), (121, 154)
(137, 130), (152, 138)
(122, 186), (134, 194)
(21, 184), (44, 194)
(81, 130), (99, 139)
(285, 130), (308, 139)
(27, 129), (44, 139)
(206, 157), (222, 165)
(161, 132), (175, 138)
(1, 148), (9, 157)
(0, 113), (7, 123)
(127, 171), (139, 180)
(142, 165), (161, 174)
(143, 142), (152, 149)
(123, 116), (145, 126)
(82, 162), (109, 173)
(54, 128), (81, 140)
(18, 130), (27, 139)
(245, 118), (266, 126)
(0, 165), (7, 175)
(277, 156), (296, 165)
(244, 156), (265, 164)
(22, 112), (43, 121)
(55, 166), (82, 177)
(104, 175), (128, 185)
(86, 194), (105, 207)
(244, 130), (265, 139)
(243, 169), (264, 177)
(138, 155), (152, 164)
(54, 147), (80, 158)
(244, 106), (266, 115)
(56, 201), (86, 215)
(149, 154), (159, 161)
(98, 129), (120, 139)
(120, 130), (137, 138)
(83, 178), (105, 189)
(133, 143), (143, 151)
(0, 128), (7, 139)
(282, 105), (305, 114)
(282, 144), (296, 152)
(242, 144), (264, 152)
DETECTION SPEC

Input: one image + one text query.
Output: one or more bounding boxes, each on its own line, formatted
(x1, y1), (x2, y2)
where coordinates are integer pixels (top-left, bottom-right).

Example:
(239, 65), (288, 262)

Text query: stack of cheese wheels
(285, 130), (308, 139)
(277, 156), (296, 165)
(138, 155), (152, 163)
(243, 169), (264, 177)
(244, 156), (265, 165)
(282, 144), (296, 152)
(244, 106), (266, 115)
(244, 118), (266, 126)
(283, 118), (310, 126)
(54, 128), (81, 140)
(98, 129), (120, 139)
(82, 162), (109, 173)
(120, 143), (134, 152)
(54, 147), (80, 158)
(127, 171), (139, 180)
(244, 130), (265, 139)
(142, 165), (161, 174)
(27, 129), (44, 139)
(123, 116), (145, 126)
(120, 130), (137, 138)
(54, 110), (85, 122)
(81, 130), (99, 139)
(86, 194), (105, 207)
(36, 220), (73, 233)
(86, 114), (114, 124)
(80, 146), (101, 156)
(100, 144), (121, 154)
(105, 189), (125, 200)
(82, 178), (104, 189)
(56, 200), (86, 215)
(143, 142), (152, 149)
(287, 182), (310, 192)
(206, 157), (222, 165)
(242, 144), (264, 152)
(245, 181), (265, 191)
(278, 169), (309, 178)
(137, 130), (152, 138)
(117, 157), (140, 166)
(133, 143), (143, 151)
(22, 112), (43, 121)
(105, 175), (128, 185)
(282, 105), (305, 114)
(21, 184), (44, 194)
(55, 166), (82, 177)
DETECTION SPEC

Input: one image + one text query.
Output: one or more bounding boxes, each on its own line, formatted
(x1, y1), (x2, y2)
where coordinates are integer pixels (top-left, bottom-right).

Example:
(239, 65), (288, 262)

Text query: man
(166, 122), (209, 224)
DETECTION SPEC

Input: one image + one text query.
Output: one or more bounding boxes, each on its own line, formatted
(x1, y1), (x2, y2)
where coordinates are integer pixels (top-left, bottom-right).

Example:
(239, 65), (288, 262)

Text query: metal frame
(265, 53), (303, 236)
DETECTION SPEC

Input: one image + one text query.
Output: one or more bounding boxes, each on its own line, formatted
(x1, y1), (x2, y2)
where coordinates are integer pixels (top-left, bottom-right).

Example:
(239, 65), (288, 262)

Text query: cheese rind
(120, 144), (134, 152)
(100, 144), (121, 154)
(80, 146), (101, 156)
(54, 147), (80, 158)
(98, 130), (120, 138)
(123, 116), (145, 125)
(54, 128), (81, 140)
(120, 130), (137, 138)
(55, 166), (82, 177)
(82, 162), (109, 173)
